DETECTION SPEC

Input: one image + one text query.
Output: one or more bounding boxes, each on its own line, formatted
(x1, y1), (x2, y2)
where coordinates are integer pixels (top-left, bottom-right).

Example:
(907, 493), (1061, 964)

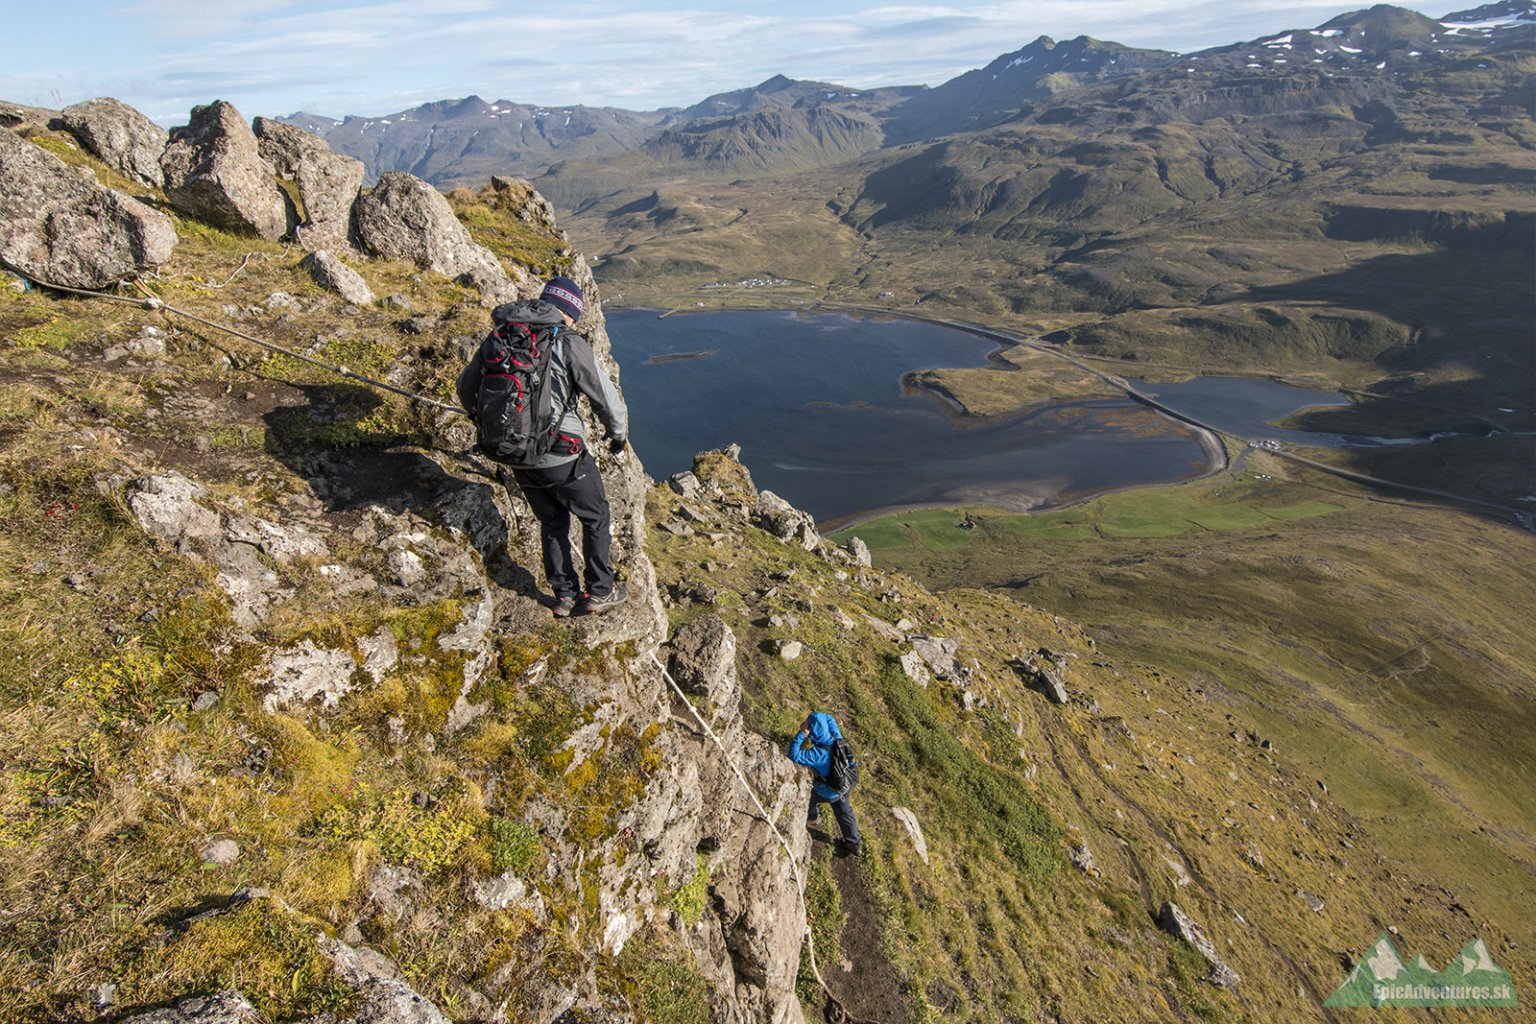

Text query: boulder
(104, 325), (169, 362)
(1020, 658), (1069, 704)
(59, 97), (168, 187)
(200, 838), (240, 866)
(252, 117), (364, 251)
(160, 101), (291, 240)
(0, 101), (61, 132)
(911, 635), (964, 680)
(456, 261), (523, 306)
(753, 490), (820, 551)
(127, 472), (223, 546)
(1067, 839), (1099, 876)
(352, 172), (507, 285)
(119, 991), (259, 1024)
(667, 471), (702, 499)
(301, 249), (375, 304)
(0, 127), (176, 288)
(846, 536), (872, 567)
(1158, 901), (1241, 989)
(319, 934), (454, 1024)
(490, 175), (563, 234)
(890, 806), (930, 865)
(666, 615), (739, 704)
(898, 650), (929, 686)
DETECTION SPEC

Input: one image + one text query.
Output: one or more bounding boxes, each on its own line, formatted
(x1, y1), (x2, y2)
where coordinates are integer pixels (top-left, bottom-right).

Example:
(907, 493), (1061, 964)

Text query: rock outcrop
(1159, 901), (1241, 989)
(319, 934), (453, 1024)
(120, 991), (259, 1024)
(160, 101), (291, 240)
(352, 171), (510, 297)
(663, 615), (809, 1024)
(59, 97), (168, 188)
(0, 126), (176, 288)
(891, 806), (931, 865)
(754, 489), (821, 551)
(10, 113), (822, 1019)
(253, 116), (365, 252)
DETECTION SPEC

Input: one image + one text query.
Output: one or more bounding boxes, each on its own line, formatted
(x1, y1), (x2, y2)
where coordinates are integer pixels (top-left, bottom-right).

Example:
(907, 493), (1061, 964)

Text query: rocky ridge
(0, 96), (813, 1023)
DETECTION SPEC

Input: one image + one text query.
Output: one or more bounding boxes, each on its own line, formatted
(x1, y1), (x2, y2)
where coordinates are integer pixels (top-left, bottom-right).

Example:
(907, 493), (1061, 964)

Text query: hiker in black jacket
(456, 277), (630, 617)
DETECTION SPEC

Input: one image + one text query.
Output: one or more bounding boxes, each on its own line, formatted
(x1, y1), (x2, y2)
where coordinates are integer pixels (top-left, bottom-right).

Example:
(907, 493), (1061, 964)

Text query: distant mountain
(289, 2), (1535, 233)
(281, 111), (341, 136)
(676, 73), (920, 122)
(842, 1), (1535, 241)
(1441, 0), (1536, 29)
(279, 95), (664, 187)
(536, 102), (889, 212)
(882, 35), (1176, 144)
(643, 104), (885, 173)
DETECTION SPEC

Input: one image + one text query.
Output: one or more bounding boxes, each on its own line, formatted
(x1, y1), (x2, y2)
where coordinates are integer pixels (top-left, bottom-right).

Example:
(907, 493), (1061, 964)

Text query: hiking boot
(552, 595), (580, 618)
(835, 839), (863, 858)
(577, 584), (628, 616)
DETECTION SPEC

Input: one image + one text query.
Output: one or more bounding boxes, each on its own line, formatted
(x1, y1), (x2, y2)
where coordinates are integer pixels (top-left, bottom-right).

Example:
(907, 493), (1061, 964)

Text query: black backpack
(474, 319), (561, 463)
(825, 737), (859, 796)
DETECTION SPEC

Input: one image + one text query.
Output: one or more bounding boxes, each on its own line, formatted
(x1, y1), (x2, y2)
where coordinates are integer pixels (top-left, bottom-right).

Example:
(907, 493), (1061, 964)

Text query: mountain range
(282, 2), (1536, 188)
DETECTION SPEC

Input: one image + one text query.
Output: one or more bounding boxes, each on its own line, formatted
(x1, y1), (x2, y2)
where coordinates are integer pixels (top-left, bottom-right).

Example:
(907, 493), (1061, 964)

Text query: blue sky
(2, 1), (1454, 124)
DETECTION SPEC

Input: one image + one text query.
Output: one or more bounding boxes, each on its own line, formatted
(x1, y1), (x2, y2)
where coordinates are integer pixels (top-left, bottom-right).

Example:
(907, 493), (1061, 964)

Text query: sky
(1, 1), (1461, 124)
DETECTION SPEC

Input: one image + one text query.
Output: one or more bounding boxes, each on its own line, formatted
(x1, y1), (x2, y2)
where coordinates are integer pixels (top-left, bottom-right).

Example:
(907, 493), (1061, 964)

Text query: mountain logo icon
(1325, 933), (1518, 1008)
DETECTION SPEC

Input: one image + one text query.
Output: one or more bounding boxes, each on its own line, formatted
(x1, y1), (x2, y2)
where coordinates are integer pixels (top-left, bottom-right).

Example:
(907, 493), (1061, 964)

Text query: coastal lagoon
(607, 309), (1218, 521)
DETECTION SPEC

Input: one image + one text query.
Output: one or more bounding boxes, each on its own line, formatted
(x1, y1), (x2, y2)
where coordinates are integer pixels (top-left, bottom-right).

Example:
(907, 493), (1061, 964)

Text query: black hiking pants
(808, 792), (862, 850)
(509, 452), (616, 600)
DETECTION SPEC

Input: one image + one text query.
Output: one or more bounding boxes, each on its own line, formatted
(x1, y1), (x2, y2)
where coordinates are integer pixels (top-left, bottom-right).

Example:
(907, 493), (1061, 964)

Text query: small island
(646, 349), (716, 364)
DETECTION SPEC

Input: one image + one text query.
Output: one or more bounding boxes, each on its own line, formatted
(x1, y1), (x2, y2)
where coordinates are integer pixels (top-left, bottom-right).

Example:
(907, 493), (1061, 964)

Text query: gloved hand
(608, 437), (627, 456)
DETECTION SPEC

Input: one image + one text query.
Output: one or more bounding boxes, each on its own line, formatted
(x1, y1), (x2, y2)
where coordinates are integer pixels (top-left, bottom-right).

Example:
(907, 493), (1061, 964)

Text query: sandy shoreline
(818, 422), (1227, 534)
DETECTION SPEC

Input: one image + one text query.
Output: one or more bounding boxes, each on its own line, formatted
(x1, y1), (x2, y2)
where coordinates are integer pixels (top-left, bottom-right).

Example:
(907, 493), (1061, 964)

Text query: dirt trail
(805, 826), (910, 1024)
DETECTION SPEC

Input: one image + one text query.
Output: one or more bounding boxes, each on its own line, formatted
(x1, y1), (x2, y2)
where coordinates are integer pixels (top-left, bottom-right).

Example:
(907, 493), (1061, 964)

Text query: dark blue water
(1132, 377), (1354, 445)
(607, 309), (1213, 521)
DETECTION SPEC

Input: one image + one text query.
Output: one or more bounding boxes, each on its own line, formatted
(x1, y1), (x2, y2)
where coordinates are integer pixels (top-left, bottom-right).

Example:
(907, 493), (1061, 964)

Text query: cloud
(117, 0), (308, 37)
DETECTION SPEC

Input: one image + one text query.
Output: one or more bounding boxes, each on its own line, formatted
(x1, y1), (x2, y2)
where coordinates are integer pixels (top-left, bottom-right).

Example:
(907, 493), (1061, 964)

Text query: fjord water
(608, 309), (1217, 521)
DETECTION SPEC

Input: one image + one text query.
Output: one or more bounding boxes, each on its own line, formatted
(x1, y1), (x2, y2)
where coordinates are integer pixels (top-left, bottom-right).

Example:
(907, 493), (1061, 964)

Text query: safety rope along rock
(651, 652), (885, 1024)
(13, 270), (464, 414)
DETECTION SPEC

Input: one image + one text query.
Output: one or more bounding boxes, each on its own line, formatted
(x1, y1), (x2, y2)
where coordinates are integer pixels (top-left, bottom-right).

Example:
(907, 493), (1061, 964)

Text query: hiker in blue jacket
(788, 711), (862, 856)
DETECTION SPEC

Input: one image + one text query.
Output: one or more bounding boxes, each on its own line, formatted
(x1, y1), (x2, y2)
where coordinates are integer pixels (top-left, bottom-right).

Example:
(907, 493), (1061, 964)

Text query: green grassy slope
(833, 454), (1536, 1010)
(652, 453), (1531, 1021)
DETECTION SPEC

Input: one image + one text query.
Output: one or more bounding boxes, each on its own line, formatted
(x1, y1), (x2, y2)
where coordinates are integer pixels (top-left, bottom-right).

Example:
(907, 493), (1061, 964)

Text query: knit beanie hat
(540, 276), (584, 322)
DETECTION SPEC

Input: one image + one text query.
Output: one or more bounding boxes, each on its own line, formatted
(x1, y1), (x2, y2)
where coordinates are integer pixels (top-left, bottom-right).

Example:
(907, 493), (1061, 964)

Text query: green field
(833, 472), (1346, 554)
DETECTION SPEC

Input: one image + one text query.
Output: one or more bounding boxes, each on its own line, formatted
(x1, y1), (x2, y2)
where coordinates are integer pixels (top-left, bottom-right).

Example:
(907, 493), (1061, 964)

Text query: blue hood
(806, 711), (842, 747)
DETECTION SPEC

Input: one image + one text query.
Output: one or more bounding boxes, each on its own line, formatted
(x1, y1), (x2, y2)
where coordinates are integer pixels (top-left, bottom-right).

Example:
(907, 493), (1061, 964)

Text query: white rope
(11, 270), (464, 414)
(648, 651), (831, 994)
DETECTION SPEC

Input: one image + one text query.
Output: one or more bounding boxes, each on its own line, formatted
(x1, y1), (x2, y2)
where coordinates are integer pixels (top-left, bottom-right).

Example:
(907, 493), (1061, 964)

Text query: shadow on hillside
(1221, 234), (1536, 507)
(261, 383), (540, 594)
(1237, 233), (1535, 425)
